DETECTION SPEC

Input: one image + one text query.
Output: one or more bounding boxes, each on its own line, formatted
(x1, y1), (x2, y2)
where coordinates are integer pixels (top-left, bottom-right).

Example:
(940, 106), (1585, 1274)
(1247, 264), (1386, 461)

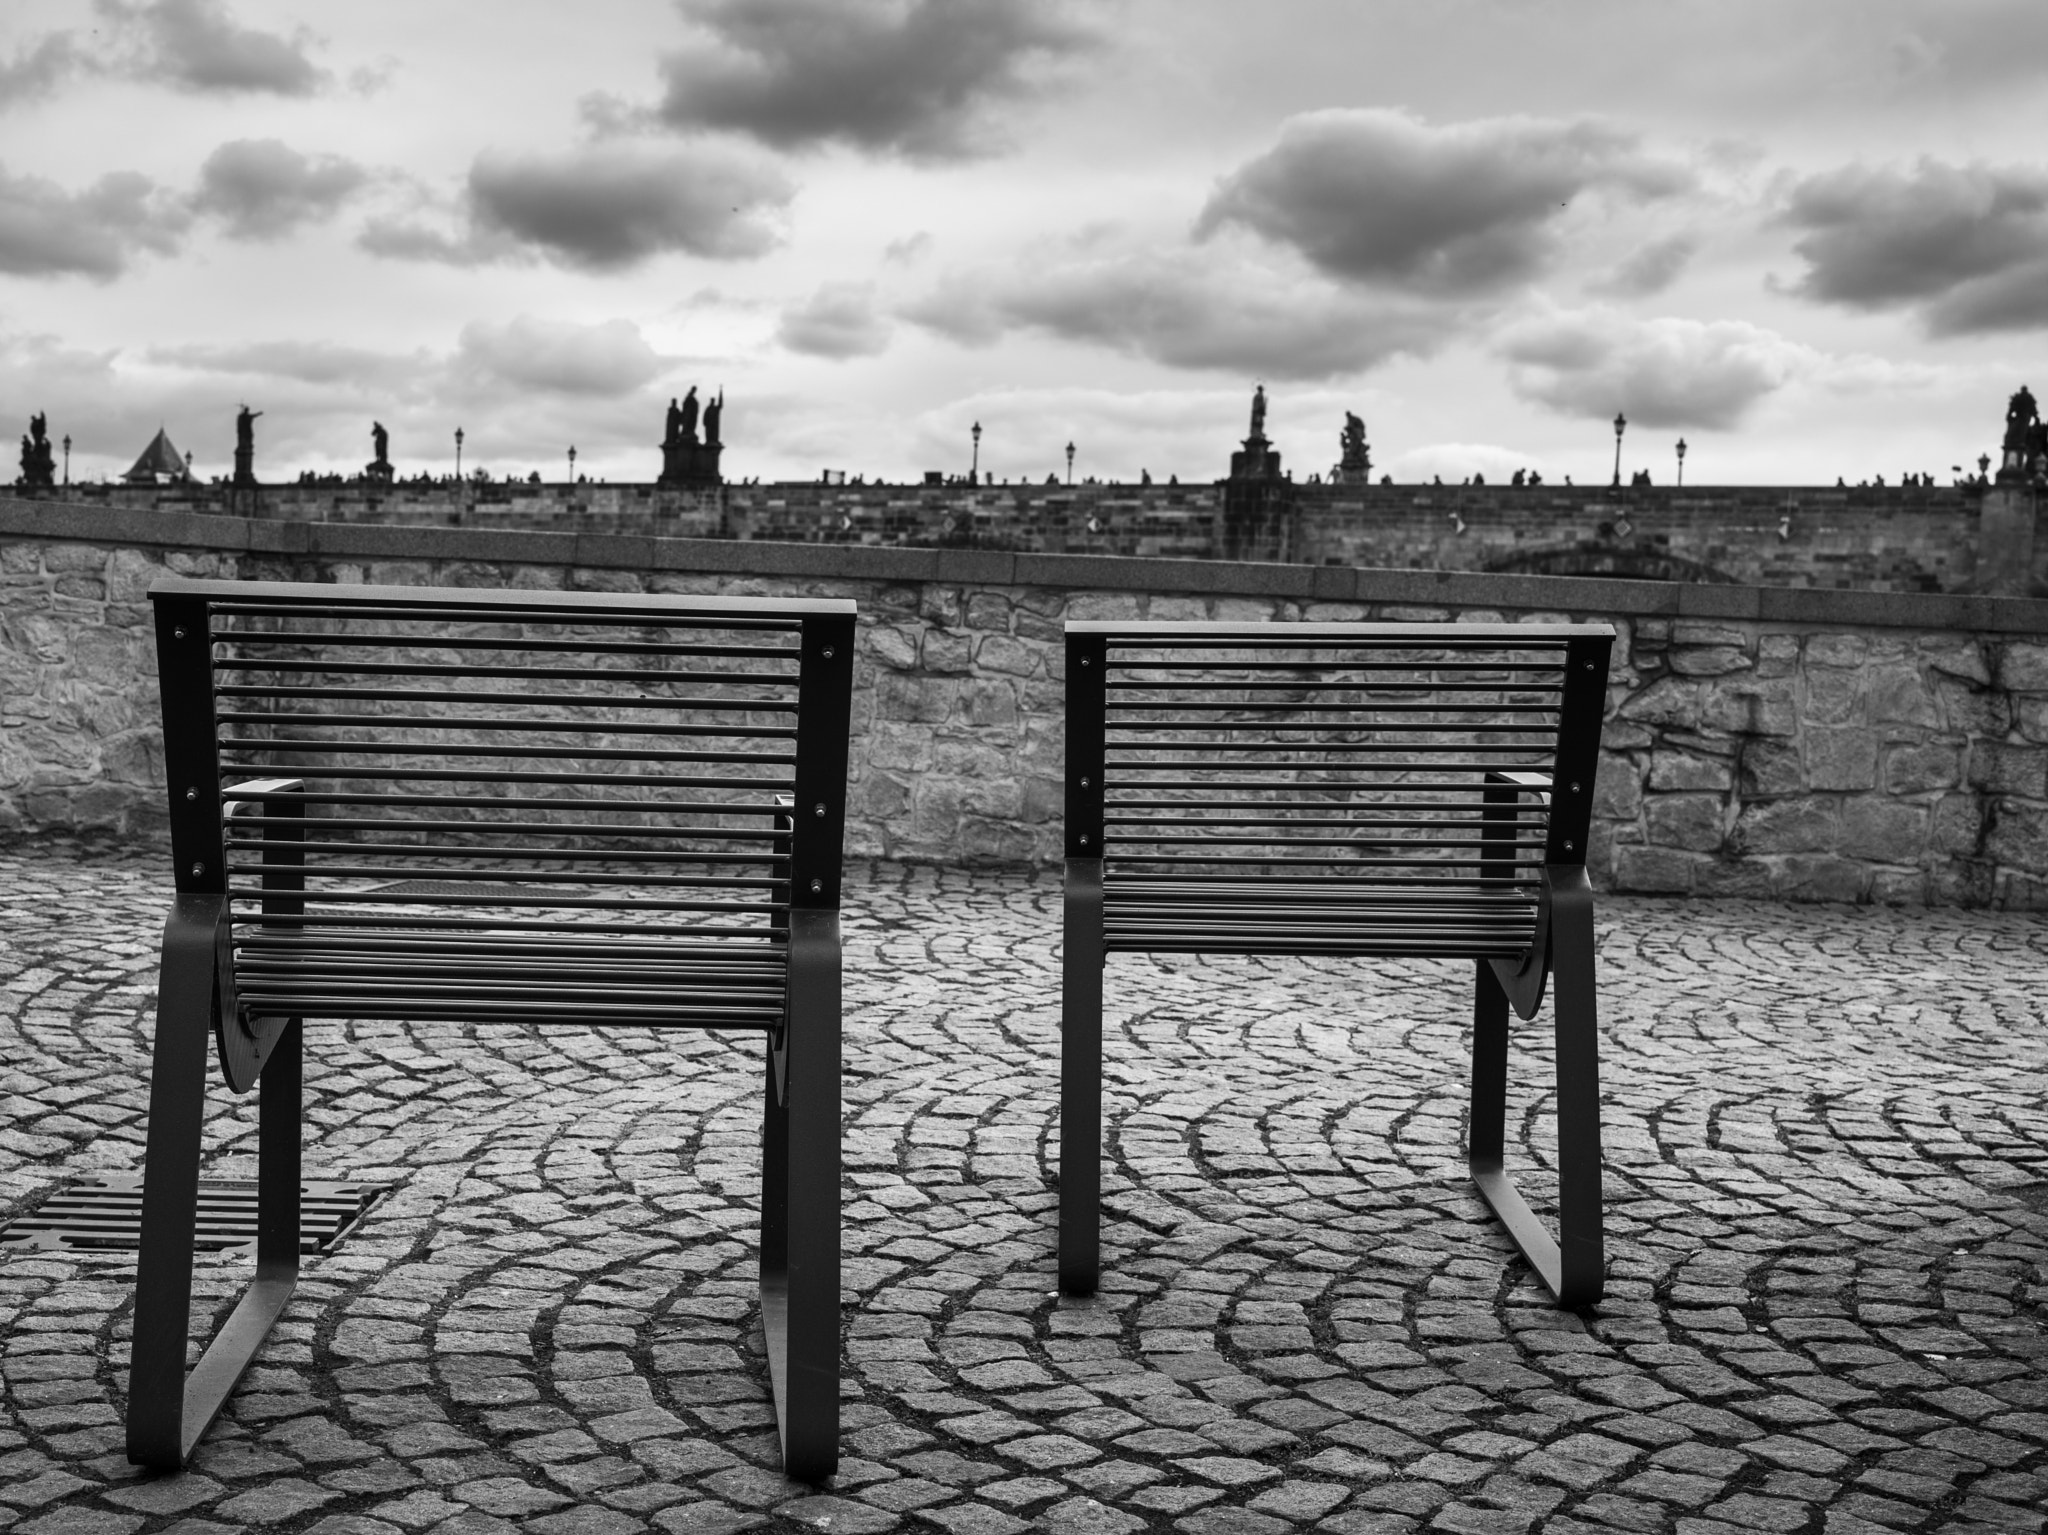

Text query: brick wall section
(7, 496), (2048, 906)
(24, 478), (2024, 593)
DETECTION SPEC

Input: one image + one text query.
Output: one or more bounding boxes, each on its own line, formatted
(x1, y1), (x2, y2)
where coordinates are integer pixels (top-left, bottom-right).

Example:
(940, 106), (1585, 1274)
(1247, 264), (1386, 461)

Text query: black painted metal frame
(1059, 620), (1613, 1308)
(129, 578), (853, 1480)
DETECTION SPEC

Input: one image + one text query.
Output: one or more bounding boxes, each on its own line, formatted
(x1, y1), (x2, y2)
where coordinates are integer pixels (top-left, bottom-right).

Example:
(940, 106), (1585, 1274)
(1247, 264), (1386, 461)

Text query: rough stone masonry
(5, 498), (2048, 906)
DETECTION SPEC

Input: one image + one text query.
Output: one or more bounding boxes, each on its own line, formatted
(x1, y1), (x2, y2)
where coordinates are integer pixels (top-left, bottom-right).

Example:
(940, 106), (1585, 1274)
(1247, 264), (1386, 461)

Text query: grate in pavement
(0, 1175), (392, 1256)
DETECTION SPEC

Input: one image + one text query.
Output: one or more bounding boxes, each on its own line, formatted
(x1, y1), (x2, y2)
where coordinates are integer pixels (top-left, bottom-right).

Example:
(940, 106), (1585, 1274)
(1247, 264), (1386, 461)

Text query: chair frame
(1059, 620), (1612, 1308)
(127, 580), (851, 1481)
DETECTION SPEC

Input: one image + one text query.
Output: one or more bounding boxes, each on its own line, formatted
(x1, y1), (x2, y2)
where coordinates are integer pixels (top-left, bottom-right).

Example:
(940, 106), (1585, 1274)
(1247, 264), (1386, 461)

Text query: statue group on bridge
(2003, 385), (2048, 483)
(17, 413), (56, 489)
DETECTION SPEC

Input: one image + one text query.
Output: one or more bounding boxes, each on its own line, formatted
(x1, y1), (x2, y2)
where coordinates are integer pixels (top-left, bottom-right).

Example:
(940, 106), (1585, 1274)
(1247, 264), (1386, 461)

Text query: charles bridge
(15, 478), (2034, 600)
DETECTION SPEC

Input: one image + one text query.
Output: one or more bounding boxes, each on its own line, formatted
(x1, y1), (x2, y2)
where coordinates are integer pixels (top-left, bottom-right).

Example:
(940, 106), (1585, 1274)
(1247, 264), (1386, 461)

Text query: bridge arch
(1485, 541), (1737, 583)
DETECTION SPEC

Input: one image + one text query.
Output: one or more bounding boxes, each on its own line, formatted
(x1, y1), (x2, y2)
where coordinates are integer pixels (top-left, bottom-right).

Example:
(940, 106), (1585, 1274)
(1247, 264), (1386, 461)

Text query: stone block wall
(8, 495), (2048, 906)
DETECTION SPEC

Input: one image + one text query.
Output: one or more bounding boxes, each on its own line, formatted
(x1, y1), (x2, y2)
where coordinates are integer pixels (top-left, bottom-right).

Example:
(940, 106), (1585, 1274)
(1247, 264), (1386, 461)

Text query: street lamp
(568, 444), (577, 485)
(61, 434), (70, 486)
(1611, 412), (1627, 489)
(971, 421), (981, 486)
(1675, 437), (1687, 488)
(1978, 452), (1992, 482)
(1065, 440), (1075, 486)
(455, 426), (465, 482)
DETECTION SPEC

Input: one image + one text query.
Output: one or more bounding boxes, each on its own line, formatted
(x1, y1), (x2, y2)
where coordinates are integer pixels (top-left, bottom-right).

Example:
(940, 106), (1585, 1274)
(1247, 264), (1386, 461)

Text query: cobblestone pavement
(2, 840), (2046, 1535)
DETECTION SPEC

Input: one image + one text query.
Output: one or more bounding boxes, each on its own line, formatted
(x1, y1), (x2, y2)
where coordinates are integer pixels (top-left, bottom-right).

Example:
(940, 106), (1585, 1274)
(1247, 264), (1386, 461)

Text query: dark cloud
(1, 1), (333, 109)
(0, 31), (90, 109)
(903, 250), (1447, 380)
(466, 144), (792, 270)
(453, 317), (673, 398)
(1500, 306), (1813, 430)
(1195, 109), (1693, 297)
(98, 0), (329, 96)
(0, 167), (188, 280)
(1777, 157), (2048, 336)
(1587, 233), (1698, 300)
(650, 0), (1098, 159)
(777, 284), (892, 359)
(190, 139), (368, 240)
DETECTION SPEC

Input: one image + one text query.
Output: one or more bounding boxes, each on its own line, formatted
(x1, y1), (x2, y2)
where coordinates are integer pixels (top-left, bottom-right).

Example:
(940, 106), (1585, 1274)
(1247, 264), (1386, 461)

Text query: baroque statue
(18, 412), (56, 489)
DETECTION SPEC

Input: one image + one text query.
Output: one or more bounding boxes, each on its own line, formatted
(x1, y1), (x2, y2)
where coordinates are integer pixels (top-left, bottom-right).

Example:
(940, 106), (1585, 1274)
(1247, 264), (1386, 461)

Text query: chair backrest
(150, 578), (855, 1027)
(1066, 621), (1613, 956)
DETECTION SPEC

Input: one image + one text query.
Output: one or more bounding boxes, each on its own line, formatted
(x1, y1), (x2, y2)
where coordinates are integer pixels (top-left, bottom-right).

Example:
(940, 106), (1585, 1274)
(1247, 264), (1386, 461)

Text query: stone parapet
(7, 496), (2048, 905)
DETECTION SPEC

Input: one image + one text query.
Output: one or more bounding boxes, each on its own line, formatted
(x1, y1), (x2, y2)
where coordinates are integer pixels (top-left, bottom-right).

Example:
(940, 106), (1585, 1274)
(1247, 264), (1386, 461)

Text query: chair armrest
(222, 777), (305, 819)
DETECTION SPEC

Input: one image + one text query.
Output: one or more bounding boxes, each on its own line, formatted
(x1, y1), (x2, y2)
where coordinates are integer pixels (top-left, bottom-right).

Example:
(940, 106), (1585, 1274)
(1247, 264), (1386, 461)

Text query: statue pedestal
(233, 448), (256, 488)
(1978, 484), (2039, 595)
(364, 460), (393, 485)
(1229, 434), (1282, 481)
(659, 441), (723, 487)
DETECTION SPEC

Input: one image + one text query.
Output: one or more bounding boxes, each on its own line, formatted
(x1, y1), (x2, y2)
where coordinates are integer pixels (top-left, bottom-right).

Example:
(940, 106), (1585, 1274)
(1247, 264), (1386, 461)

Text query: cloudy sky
(5, 0), (2046, 488)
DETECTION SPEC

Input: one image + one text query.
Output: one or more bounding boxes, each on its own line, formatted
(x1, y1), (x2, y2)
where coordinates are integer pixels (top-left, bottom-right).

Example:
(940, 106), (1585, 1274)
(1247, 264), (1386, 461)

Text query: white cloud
(452, 316), (675, 399)
(1499, 304), (1819, 429)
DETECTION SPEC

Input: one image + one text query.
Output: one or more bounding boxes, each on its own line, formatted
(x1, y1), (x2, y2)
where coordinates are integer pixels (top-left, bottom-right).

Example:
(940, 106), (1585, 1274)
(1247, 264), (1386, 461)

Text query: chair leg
(129, 899), (302, 1468)
(1468, 872), (1605, 1307)
(1059, 858), (1103, 1296)
(760, 909), (839, 1483)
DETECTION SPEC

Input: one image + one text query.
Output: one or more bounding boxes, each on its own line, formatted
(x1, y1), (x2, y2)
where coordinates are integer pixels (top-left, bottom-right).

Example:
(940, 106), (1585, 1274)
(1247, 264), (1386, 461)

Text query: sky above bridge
(4, 0), (2045, 488)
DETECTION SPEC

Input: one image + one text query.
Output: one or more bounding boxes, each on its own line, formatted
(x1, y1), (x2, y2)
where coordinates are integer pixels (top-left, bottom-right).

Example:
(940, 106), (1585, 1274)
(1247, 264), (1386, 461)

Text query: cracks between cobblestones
(0, 837), (2045, 1535)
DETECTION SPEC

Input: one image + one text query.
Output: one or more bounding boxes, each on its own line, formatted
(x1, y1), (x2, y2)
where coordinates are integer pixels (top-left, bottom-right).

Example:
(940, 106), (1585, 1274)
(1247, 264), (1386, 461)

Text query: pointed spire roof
(124, 428), (189, 482)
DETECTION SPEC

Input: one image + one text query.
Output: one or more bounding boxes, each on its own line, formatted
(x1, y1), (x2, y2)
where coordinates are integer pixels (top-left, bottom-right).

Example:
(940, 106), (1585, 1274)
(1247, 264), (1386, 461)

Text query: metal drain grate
(0, 1175), (391, 1256)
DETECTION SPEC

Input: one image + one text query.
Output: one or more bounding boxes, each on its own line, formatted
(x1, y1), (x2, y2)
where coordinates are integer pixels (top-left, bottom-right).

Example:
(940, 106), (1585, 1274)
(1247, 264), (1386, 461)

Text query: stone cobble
(1, 839), (2046, 1534)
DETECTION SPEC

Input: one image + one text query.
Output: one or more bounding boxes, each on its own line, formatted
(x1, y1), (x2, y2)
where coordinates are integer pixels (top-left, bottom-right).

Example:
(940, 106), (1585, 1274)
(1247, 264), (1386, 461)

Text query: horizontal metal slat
(1106, 678), (1563, 693)
(1106, 815), (1542, 830)
(239, 997), (785, 1026)
(212, 601), (803, 630)
(226, 861), (782, 889)
(235, 933), (781, 960)
(228, 822), (786, 847)
(226, 912), (777, 936)
(216, 711), (797, 739)
(1104, 793), (1544, 811)
(218, 631), (796, 657)
(217, 684), (799, 713)
(1105, 700), (1560, 715)
(219, 737), (794, 764)
(215, 767), (793, 789)
(222, 838), (789, 864)
(1104, 833), (1547, 850)
(220, 789), (789, 816)
(227, 887), (779, 913)
(213, 658), (796, 685)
